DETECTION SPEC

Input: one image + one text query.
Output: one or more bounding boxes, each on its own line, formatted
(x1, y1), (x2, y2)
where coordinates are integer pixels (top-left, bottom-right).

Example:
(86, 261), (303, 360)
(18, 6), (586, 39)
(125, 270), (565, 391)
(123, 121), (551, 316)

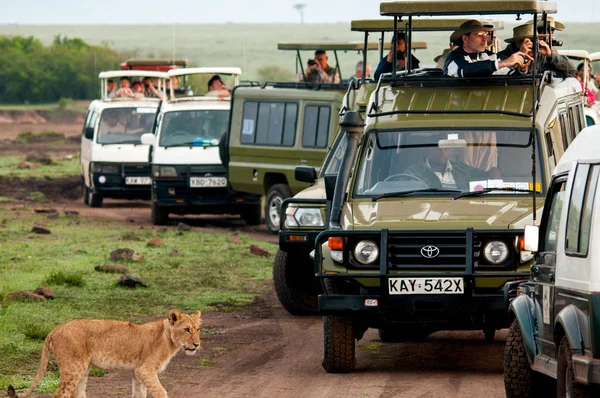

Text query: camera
(307, 59), (317, 66)
(552, 38), (563, 47)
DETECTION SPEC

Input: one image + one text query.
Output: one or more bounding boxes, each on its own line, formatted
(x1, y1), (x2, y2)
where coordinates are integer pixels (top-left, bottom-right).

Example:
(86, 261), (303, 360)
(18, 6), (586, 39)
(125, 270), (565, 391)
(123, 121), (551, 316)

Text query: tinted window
(302, 105), (331, 148)
(566, 164), (598, 256)
(240, 101), (297, 146)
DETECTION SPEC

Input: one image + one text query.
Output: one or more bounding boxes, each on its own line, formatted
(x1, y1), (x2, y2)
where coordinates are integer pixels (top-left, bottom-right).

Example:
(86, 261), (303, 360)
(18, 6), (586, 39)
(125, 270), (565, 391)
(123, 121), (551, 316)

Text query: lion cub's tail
(7, 330), (54, 398)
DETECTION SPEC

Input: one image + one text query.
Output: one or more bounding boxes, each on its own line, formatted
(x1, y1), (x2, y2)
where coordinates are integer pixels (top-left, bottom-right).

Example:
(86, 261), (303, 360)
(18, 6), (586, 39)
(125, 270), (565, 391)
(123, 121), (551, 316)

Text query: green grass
(0, 208), (276, 392)
(0, 156), (80, 179)
(1, 23), (598, 81)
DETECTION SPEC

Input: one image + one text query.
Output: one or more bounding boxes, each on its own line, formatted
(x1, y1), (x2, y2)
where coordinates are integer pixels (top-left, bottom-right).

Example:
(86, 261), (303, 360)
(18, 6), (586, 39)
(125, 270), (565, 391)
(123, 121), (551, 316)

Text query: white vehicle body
(141, 67), (261, 225)
(80, 70), (166, 207)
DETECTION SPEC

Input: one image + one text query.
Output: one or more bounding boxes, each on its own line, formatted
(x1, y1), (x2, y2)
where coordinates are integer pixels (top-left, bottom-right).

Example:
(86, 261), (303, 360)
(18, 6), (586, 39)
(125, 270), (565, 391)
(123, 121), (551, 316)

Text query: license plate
(388, 277), (464, 295)
(125, 176), (151, 185)
(190, 177), (227, 188)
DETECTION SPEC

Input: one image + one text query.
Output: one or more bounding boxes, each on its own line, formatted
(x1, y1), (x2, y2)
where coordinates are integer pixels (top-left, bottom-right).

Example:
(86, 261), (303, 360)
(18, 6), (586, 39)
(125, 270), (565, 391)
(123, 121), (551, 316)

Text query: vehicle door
(80, 109), (98, 186)
(532, 174), (568, 356)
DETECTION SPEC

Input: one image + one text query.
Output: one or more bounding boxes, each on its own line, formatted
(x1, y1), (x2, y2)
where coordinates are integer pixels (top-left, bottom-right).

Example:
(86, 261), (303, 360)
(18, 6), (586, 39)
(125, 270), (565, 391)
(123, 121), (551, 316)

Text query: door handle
(531, 265), (541, 278)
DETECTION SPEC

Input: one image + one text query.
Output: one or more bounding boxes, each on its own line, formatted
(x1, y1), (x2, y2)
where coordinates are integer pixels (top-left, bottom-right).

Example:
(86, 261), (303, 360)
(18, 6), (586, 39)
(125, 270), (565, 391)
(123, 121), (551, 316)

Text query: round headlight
(354, 240), (379, 265)
(98, 175), (107, 184)
(483, 241), (509, 264)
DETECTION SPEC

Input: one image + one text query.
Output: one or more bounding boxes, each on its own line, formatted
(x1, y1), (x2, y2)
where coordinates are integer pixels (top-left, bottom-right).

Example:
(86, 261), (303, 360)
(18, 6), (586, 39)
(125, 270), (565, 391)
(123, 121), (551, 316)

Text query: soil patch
(0, 176), (80, 202)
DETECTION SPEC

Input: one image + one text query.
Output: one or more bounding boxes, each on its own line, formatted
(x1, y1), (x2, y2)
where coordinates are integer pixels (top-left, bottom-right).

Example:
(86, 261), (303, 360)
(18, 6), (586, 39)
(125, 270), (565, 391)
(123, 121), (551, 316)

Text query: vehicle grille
(123, 164), (150, 176)
(388, 232), (471, 271)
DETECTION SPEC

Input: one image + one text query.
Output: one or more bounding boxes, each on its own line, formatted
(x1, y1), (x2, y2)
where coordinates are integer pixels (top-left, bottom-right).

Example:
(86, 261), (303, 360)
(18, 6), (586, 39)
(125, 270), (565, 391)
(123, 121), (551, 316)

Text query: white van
(141, 68), (262, 225)
(80, 70), (167, 207)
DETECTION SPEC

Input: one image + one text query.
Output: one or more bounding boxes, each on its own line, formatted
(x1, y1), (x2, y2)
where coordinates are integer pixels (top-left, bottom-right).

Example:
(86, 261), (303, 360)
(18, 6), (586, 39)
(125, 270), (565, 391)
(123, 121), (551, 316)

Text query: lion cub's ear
(192, 311), (202, 327)
(168, 309), (183, 326)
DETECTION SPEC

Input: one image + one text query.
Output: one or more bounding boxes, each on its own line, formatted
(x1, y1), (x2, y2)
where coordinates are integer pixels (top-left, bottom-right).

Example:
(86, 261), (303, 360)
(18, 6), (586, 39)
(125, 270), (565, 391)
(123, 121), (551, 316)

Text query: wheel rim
(268, 195), (283, 226)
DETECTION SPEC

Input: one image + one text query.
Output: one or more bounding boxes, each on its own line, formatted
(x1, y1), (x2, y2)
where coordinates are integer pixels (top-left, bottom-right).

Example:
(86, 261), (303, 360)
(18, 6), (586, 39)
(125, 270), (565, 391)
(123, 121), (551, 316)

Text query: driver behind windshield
(404, 134), (501, 189)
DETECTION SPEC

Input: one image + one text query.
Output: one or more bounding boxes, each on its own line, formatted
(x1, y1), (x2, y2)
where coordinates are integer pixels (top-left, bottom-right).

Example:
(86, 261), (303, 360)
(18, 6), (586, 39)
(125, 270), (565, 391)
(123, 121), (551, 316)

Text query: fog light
(98, 175), (106, 184)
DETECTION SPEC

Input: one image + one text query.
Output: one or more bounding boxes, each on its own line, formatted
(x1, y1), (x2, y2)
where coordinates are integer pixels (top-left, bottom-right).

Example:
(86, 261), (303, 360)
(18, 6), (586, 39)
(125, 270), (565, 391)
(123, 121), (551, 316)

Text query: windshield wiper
(453, 187), (536, 199)
(372, 188), (461, 201)
(163, 142), (196, 148)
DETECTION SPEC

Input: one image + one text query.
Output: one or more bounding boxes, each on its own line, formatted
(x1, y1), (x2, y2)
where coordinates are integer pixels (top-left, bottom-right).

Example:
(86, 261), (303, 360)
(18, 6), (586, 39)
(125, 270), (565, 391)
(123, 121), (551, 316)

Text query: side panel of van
(80, 106), (99, 188)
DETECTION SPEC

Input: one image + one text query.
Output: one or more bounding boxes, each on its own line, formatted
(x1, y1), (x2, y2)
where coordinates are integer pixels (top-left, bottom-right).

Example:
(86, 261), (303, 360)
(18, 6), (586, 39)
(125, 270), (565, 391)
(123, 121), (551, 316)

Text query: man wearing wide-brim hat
(497, 22), (574, 77)
(444, 20), (530, 78)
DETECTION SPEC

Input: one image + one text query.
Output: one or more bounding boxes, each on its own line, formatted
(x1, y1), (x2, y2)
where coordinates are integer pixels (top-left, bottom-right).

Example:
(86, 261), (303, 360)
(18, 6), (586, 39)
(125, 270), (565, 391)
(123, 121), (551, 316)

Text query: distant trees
(0, 35), (123, 104)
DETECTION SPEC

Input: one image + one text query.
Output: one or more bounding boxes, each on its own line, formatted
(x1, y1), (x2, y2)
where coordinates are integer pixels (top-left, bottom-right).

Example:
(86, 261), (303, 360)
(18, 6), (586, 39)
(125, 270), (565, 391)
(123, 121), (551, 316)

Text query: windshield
(97, 107), (156, 144)
(354, 130), (543, 197)
(159, 110), (229, 147)
(321, 130), (347, 176)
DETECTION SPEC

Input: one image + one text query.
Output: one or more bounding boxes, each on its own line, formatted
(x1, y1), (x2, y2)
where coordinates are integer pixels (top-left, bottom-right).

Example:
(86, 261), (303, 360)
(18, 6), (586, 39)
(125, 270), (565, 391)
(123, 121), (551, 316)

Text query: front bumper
(574, 354), (600, 385)
(90, 163), (151, 199)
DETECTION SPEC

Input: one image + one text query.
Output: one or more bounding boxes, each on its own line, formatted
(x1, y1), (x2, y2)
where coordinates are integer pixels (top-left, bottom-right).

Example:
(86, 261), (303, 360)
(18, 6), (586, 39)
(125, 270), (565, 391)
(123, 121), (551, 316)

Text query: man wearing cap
(444, 20), (530, 78)
(498, 18), (574, 77)
(374, 32), (421, 80)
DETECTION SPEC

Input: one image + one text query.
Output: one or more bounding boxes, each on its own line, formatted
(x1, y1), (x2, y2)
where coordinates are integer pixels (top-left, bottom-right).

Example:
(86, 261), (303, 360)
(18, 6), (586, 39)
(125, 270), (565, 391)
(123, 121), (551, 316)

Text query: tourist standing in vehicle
(205, 75), (231, 98)
(106, 79), (117, 98)
(374, 32), (421, 81)
(444, 20), (530, 78)
(115, 77), (136, 98)
(143, 77), (165, 100)
(313, 50), (340, 83)
(347, 61), (371, 84)
(497, 23), (574, 77)
(576, 63), (597, 105)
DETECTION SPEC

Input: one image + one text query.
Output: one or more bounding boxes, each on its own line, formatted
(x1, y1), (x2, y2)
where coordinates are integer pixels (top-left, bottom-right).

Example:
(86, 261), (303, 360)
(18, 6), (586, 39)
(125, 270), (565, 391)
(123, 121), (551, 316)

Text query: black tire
(273, 250), (319, 315)
(557, 337), (594, 398)
(151, 201), (169, 226)
(88, 189), (103, 208)
(322, 316), (356, 373)
(504, 319), (538, 397)
(378, 326), (430, 343)
(264, 184), (292, 233)
(240, 204), (262, 226)
(82, 180), (89, 205)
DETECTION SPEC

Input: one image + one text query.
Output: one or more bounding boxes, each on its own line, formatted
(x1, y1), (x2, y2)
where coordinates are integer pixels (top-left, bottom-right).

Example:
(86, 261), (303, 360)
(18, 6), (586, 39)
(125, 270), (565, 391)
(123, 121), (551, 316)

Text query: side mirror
(84, 127), (94, 140)
(523, 225), (540, 252)
(324, 175), (337, 201)
(295, 166), (317, 183)
(141, 133), (155, 146)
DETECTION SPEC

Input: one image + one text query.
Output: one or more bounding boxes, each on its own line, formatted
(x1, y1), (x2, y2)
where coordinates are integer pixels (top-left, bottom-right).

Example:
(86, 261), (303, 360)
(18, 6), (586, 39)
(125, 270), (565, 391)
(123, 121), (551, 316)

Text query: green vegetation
(0, 156), (80, 179)
(0, 35), (123, 104)
(0, 208), (276, 392)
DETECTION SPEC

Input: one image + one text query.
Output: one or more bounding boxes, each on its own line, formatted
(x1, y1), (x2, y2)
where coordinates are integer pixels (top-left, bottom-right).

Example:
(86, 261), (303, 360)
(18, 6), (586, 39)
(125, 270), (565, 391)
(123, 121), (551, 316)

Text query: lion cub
(8, 309), (201, 398)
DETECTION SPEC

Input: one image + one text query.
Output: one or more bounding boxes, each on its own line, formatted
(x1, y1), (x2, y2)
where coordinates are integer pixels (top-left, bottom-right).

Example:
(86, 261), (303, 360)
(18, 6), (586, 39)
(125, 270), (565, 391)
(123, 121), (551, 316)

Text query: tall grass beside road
(0, 207), (276, 392)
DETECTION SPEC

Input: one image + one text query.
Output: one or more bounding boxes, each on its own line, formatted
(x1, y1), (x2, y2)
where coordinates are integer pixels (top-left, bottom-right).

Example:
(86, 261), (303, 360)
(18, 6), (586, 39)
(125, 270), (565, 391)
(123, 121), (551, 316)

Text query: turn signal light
(328, 237), (343, 250)
(518, 236), (525, 251)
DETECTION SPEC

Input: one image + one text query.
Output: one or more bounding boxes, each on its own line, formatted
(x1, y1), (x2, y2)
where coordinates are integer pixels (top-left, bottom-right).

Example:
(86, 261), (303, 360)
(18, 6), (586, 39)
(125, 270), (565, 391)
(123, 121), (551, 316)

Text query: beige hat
(526, 15), (566, 31)
(449, 20), (494, 43)
(434, 48), (452, 63)
(505, 23), (549, 43)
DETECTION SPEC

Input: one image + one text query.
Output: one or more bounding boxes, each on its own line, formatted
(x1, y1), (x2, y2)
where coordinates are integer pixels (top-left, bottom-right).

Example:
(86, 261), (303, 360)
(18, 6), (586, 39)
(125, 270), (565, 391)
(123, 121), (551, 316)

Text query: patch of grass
(43, 271), (86, 287)
(0, 208), (276, 392)
(359, 342), (384, 355)
(0, 156), (80, 179)
(88, 366), (107, 377)
(16, 131), (65, 144)
(28, 192), (45, 202)
(0, 196), (15, 203)
(198, 359), (213, 367)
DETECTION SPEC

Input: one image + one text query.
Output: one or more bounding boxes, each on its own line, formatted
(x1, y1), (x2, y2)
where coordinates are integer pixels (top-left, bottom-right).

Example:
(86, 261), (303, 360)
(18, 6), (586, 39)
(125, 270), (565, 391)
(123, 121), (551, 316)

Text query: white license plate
(388, 277), (464, 295)
(125, 176), (151, 185)
(190, 177), (227, 188)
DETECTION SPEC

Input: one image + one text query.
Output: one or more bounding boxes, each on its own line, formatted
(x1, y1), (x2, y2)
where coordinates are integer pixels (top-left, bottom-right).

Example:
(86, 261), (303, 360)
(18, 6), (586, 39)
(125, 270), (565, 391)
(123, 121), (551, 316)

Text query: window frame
(239, 100), (298, 147)
(302, 104), (332, 149)
(538, 175), (568, 253)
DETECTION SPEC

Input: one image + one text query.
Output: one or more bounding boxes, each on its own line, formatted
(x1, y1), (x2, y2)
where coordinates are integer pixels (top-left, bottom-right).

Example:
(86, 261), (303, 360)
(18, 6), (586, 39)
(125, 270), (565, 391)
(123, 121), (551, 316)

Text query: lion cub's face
(169, 309), (202, 356)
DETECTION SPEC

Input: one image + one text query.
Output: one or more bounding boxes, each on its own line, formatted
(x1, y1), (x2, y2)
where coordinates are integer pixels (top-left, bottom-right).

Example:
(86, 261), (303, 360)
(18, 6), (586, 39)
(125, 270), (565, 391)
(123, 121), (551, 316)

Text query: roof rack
(379, 0), (557, 16)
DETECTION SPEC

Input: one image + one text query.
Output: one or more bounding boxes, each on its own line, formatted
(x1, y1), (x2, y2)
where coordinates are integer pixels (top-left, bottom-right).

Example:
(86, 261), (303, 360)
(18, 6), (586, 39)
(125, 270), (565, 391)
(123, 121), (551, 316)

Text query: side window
(240, 101), (297, 146)
(82, 110), (92, 135)
(302, 105), (331, 148)
(565, 164), (599, 256)
(567, 106), (578, 142)
(558, 112), (570, 148)
(89, 112), (98, 129)
(541, 179), (567, 253)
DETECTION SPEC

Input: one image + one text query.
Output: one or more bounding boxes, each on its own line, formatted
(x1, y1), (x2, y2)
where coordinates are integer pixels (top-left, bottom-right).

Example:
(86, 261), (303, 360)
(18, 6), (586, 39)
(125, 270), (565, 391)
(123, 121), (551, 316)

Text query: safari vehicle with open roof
(313, 0), (587, 373)
(275, 18), (487, 316)
(558, 49), (600, 126)
(504, 126), (600, 398)
(80, 70), (167, 207)
(226, 41), (368, 233)
(140, 68), (261, 225)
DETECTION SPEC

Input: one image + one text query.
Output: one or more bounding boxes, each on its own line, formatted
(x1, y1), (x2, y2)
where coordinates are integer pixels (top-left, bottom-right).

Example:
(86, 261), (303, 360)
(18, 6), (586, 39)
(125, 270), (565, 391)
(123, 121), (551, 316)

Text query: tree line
(0, 35), (123, 104)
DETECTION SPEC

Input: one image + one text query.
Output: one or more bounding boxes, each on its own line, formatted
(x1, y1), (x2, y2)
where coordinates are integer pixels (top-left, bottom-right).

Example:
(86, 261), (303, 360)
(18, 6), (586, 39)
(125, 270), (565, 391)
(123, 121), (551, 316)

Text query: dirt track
(1, 119), (510, 398)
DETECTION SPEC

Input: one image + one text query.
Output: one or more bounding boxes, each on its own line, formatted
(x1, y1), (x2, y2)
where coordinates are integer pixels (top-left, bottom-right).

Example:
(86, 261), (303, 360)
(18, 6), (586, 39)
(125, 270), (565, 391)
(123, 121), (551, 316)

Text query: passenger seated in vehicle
(575, 63), (597, 105)
(143, 77), (165, 100)
(114, 77), (136, 98)
(497, 22), (574, 78)
(374, 32), (421, 81)
(347, 61), (371, 84)
(106, 79), (117, 98)
(131, 81), (145, 99)
(99, 112), (126, 138)
(404, 133), (501, 190)
(444, 20), (530, 78)
(205, 75), (231, 98)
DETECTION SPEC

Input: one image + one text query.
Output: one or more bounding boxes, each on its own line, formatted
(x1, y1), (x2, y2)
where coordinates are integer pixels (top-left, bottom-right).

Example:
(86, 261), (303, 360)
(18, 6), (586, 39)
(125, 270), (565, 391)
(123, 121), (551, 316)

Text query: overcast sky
(2, 0), (598, 24)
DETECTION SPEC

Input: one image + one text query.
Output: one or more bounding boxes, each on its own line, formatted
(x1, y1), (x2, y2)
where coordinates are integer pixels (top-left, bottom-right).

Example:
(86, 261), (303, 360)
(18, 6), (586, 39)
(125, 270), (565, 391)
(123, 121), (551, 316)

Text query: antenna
(172, 24), (176, 64)
(293, 3), (307, 24)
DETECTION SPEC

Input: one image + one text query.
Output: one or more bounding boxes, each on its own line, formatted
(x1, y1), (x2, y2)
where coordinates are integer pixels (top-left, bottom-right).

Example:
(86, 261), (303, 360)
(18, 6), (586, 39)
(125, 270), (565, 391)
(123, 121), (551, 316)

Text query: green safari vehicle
(314, 0), (587, 373)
